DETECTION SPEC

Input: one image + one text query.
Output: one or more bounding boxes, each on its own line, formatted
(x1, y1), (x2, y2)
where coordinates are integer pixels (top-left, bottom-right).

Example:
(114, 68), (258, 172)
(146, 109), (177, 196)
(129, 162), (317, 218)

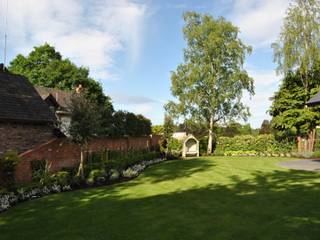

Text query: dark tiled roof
(307, 92), (320, 106)
(35, 86), (73, 110)
(0, 70), (56, 123)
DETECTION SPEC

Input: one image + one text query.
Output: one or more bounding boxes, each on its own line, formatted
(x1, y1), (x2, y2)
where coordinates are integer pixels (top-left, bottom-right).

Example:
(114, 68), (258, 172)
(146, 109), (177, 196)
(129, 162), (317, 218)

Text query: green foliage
(312, 150), (320, 158)
(165, 12), (254, 153)
(270, 0), (320, 140)
(8, 43), (112, 106)
(31, 160), (52, 186)
(215, 135), (295, 156)
(163, 115), (175, 140)
(87, 169), (106, 185)
(269, 69), (320, 139)
(176, 119), (208, 137)
(68, 94), (102, 145)
(0, 151), (21, 185)
(152, 125), (164, 135)
(272, 0), (320, 87)
(167, 138), (183, 153)
(111, 111), (152, 137)
(221, 122), (253, 137)
(87, 149), (161, 172)
(259, 120), (271, 135)
(51, 171), (70, 186)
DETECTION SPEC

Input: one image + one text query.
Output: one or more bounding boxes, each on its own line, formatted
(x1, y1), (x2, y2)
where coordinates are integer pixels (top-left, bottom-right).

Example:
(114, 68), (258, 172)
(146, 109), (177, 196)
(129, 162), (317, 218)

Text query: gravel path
(278, 159), (320, 171)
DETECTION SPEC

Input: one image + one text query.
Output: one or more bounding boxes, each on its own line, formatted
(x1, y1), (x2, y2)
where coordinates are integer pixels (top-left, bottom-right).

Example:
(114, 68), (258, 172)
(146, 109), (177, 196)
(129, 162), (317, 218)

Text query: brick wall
(15, 135), (162, 183)
(0, 122), (54, 156)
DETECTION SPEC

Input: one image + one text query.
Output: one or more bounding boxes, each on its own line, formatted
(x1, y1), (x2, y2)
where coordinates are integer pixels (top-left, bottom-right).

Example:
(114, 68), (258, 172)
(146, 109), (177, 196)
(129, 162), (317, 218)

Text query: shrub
(31, 160), (52, 186)
(0, 151), (21, 186)
(51, 171), (70, 186)
(87, 169), (106, 185)
(109, 169), (120, 180)
(312, 150), (320, 158)
(215, 135), (294, 156)
(167, 138), (183, 152)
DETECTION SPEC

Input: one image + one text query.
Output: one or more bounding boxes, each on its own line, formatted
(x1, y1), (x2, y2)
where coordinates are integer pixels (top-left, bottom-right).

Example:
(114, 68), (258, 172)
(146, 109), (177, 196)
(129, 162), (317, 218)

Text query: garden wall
(15, 135), (161, 183)
(0, 122), (54, 156)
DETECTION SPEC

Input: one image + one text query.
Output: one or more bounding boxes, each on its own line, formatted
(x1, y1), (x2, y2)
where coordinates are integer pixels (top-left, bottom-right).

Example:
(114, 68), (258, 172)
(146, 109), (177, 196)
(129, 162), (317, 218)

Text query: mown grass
(1, 156), (320, 240)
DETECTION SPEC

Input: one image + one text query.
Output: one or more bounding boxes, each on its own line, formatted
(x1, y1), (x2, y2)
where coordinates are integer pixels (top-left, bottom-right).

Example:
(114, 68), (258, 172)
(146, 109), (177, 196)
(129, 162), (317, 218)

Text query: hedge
(215, 135), (295, 156)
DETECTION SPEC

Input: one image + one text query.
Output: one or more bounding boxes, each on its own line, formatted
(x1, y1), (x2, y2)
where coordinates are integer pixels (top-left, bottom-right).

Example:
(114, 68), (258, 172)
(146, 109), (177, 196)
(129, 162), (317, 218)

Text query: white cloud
(110, 92), (161, 123)
(110, 93), (157, 105)
(242, 69), (281, 127)
(0, 0), (147, 80)
(247, 68), (280, 87)
(230, 0), (291, 48)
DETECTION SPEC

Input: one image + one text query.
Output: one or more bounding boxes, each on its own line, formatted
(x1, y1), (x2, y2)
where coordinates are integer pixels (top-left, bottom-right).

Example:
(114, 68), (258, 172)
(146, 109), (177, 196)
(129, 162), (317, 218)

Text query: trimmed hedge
(215, 135), (295, 156)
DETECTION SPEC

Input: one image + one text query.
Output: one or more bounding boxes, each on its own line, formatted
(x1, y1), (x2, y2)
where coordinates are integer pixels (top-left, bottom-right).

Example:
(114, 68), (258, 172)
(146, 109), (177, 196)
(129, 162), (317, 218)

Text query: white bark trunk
(207, 116), (214, 154)
(77, 146), (85, 179)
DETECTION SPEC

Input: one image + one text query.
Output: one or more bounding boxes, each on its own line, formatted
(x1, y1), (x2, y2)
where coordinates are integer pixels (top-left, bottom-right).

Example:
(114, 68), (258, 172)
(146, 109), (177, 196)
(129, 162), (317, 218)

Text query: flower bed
(0, 158), (165, 213)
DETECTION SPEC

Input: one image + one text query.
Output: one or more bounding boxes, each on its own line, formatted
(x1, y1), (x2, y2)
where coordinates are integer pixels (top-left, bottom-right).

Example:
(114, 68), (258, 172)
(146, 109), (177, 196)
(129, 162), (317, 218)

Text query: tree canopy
(165, 12), (254, 153)
(270, 0), (320, 141)
(272, 0), (320, 95)
(269, 66), (320, 140)
(112, 111), (152, 137)
(9, 43), (112, 107)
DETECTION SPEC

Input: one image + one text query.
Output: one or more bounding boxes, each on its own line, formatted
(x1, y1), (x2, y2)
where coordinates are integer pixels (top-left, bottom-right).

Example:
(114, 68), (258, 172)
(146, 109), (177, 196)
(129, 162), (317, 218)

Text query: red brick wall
(15, 135), (161, 183)
(0, 122), (54, 156)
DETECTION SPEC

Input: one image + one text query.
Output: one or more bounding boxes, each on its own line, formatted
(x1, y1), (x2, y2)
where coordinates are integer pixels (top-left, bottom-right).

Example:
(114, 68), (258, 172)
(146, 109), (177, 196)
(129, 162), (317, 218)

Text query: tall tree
(272, 0), (320, 99)
(269, 68), (320, 141)
(9, 43), (113, 107)
(270, 0), (320, 151)
(165, 12), (254, 154)
(68, 94), (102, 179)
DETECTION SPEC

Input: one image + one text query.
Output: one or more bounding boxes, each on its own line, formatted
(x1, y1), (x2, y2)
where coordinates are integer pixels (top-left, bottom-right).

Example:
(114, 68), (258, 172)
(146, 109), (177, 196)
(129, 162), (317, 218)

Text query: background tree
(272, 0), (320, 100)
(163, 115), (175, 140)
(259, 120), (271, 135)
(165, 12), (254, 154)
(270, 0), (320, 151)
(152, 125), (164, 135)
(68, 94), (102, 179)
(111, 111), (152, 137)
(9, 43), (113, 107)
(269, 67), (320, 143)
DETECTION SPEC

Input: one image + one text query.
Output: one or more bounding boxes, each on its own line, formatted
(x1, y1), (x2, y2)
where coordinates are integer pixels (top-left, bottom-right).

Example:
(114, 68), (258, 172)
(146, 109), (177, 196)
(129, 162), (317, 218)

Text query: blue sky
(0, 0), (292, 127)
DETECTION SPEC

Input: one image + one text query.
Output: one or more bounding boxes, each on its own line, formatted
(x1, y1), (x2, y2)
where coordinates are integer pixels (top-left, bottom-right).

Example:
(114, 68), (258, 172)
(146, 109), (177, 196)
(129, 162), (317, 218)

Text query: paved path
(278, 159), (320, 171)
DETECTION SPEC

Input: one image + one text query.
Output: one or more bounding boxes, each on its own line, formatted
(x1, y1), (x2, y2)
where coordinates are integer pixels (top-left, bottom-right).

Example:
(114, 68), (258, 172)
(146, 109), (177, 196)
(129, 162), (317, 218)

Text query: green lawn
(1, 157), (320, 240)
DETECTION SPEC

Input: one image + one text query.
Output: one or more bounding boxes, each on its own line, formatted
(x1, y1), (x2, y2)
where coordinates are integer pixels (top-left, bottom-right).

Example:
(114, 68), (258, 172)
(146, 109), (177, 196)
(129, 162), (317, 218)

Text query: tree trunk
(77, 145), (85, 179)
(308, 129), (316, 152)
(207, 116), (214, 154)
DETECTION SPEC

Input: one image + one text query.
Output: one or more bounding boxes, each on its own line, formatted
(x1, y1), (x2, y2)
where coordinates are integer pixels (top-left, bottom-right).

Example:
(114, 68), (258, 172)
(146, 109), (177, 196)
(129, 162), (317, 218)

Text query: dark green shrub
(31, 160), (52, 186)
(0, 151), (21, 186)
(51, 171), (70, 186)
(199, 136), (208, 155)
(87, 169), (106, 185)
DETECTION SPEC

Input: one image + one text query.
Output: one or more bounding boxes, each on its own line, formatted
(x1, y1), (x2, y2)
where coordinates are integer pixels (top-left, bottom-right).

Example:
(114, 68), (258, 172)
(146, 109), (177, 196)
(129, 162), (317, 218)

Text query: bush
(215, 135), (294, 156)
(87, 169), (106, 185)
(31, 160), (52, 186)
(91, 149), (161, 171)
(312, 150), (320, 158)
(51, 171), (70, 186)
(0, 151), (21, 186)
(167, 138), (183, 152)
(109, 169), (120, 180)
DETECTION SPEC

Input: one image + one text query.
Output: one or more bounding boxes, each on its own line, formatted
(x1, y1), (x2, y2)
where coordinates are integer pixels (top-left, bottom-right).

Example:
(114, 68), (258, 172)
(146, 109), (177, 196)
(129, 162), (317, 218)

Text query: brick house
(35, 86), (73, 135)
(0, 65), (56, 156)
